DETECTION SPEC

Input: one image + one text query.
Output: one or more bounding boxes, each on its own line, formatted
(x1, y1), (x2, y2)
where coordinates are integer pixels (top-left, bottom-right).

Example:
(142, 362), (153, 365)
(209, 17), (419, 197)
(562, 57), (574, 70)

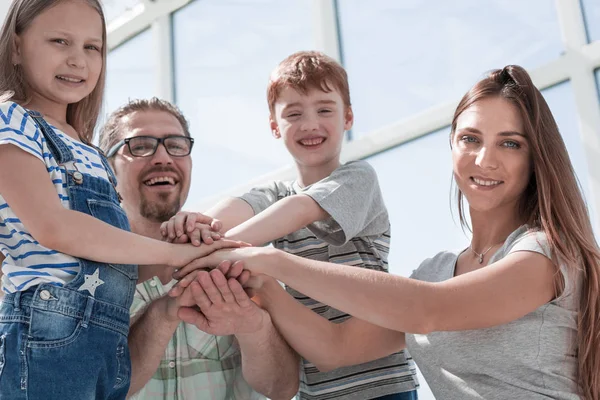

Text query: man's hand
(161, 211), (222, 246)
(177, 268), (267, 336)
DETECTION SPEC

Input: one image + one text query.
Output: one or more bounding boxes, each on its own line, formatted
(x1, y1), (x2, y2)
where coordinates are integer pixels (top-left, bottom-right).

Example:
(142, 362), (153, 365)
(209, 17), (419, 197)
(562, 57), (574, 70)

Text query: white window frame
(106, 0), (600, 222)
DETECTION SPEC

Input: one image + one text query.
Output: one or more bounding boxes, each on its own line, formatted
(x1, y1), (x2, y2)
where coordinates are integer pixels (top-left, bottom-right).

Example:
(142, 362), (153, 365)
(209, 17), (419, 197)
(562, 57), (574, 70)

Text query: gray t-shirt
(406, 225), (581, 400)
(240, 160), (419, 400)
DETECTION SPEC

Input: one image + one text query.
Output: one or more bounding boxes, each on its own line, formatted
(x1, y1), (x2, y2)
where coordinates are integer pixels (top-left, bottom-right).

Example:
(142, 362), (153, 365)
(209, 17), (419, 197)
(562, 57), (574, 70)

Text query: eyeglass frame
(106, 135), (195, 158)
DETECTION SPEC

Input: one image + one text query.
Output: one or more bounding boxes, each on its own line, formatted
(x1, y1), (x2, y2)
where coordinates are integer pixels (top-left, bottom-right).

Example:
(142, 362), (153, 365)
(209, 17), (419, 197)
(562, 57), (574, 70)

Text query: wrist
(151, 295), (181, 325)
(235, 308), (271, 342)
(249, 247), (280, 275)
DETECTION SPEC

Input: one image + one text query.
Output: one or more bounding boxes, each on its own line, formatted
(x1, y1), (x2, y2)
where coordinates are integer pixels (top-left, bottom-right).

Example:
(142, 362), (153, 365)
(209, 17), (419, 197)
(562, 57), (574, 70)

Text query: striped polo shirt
(240, 161), (419, 400)
(0, 101), (110, 294)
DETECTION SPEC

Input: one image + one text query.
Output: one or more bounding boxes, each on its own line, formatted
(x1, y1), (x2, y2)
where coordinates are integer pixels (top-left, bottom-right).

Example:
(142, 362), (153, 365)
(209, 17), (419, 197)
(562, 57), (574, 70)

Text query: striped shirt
(130, 277), (265, 400)
(240, 161), (419, 400)
(0, 101), (109, 294)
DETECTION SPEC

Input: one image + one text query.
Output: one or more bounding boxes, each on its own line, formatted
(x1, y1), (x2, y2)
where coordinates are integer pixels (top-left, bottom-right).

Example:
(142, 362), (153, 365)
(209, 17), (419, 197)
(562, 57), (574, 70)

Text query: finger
(166, 216), (177, 240)
(189, 280), (213, 311)
(237, 270), (251, 286)
(185, 213), (198, 233)
(211, 231), (221, 241)
(193, 212), (217, 227)
(173, 234), (190, 244)
(197, 270), (225, 305)
(211, 219), (223, 233)
(178, 307), (209, 330)
(226, 260), (244, 280)
(188, 228), (202, 246)
(228, 279), (253, 308)
(173, 251), (224, 279)
(160, 221), (169, 238)
(210, 269), (236, 304)
(168, 284), (184, 297)
(200, 227), (214, 245)
(216, 260), (233, 275)
(177, 270), (200, 288)
(176, 284), (196, 307)
(174, 212), (188, 237)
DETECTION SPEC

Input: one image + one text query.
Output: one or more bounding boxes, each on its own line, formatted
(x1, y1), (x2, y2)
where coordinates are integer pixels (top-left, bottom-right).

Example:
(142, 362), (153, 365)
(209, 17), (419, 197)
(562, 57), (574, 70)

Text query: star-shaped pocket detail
(78, 268), (105, 296)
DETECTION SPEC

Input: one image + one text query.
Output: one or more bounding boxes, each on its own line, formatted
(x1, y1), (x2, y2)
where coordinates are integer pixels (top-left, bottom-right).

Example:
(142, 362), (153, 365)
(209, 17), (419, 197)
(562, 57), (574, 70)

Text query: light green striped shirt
(129, 277), (266, 400)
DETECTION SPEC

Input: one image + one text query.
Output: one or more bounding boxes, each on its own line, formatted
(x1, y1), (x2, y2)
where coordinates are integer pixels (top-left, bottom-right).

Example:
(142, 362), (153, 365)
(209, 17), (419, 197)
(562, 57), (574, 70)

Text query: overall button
(39, 290), (51, 301)
(73, 171), (84, 184)
(168, 361), (176, 369)
(149, 280), (157, 287)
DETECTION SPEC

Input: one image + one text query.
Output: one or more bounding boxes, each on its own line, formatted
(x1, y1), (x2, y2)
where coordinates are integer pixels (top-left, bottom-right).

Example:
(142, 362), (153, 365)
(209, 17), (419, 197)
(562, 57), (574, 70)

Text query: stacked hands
(160, 212), (269, 336)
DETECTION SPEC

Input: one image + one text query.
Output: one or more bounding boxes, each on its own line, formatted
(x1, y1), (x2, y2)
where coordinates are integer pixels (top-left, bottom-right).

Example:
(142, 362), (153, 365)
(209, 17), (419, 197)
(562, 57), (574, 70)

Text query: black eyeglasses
(106, 135), (194, 158)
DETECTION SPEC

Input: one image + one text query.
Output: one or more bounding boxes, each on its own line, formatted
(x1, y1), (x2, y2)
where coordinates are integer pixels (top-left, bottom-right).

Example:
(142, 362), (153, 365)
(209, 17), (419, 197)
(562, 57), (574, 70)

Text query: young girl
(0, 1), (236, 399)
(176, 65), (600, 400)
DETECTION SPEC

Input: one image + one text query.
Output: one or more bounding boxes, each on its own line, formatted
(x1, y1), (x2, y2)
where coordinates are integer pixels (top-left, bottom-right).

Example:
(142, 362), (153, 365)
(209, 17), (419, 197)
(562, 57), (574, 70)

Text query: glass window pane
(103, 30), (155, 122)
(581, 0), (600, 42)
(102, 0), (145, 25)
(338, 0), (564, 137)
(543, 81), (599, 236)
(173, 0), (311, 206)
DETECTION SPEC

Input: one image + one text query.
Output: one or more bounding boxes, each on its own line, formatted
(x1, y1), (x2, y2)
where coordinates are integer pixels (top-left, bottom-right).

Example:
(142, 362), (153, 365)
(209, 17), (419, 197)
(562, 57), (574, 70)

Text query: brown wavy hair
(452, 65), (600, 399)
(267, 50), (351, 115)
(0, 0), (107, 144)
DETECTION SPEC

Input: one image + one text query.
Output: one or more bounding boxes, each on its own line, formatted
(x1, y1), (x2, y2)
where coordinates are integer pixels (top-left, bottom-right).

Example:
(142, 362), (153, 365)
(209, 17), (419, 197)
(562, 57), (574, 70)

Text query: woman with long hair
(175, 65), (600, 399)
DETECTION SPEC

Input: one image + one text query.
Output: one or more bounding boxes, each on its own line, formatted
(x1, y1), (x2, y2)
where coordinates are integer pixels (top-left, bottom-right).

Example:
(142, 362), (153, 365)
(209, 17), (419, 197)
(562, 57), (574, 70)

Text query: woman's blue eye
(503, 141), (521, 149)
(461, 135), (477, 143)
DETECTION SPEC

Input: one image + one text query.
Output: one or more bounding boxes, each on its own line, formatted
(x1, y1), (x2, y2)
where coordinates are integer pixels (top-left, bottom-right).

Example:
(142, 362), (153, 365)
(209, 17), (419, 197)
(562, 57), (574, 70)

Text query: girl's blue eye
(52, 39), (67, 45)
(85, 45), (100, 51)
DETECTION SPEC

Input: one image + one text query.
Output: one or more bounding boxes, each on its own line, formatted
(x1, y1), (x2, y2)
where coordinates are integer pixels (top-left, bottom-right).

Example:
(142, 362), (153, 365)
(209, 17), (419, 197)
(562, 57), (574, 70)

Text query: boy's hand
(177, 269), (268, 335)
(161, 211), (223, 246)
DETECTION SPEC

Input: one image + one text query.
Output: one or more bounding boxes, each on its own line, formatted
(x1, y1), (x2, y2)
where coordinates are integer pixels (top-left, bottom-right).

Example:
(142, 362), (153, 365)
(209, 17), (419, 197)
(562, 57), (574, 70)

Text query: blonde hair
(452, 65), (600, 399)
(0, 0), (107, 144)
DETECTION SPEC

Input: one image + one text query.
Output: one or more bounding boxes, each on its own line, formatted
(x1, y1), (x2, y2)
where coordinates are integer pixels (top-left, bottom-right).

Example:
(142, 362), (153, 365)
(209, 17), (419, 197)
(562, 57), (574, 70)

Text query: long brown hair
(0, 0), (107, 144)
(452, 65), (600, 399)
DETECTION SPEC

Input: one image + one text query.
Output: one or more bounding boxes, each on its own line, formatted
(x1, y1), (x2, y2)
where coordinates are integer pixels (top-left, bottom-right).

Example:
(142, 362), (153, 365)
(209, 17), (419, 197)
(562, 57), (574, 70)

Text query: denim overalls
(0, 112), (138, 399)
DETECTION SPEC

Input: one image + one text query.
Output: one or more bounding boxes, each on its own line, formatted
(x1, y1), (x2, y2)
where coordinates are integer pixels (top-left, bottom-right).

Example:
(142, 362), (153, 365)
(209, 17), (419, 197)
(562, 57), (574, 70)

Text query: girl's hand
(161, 211), (222, 245)
(170, 239), (246, 269)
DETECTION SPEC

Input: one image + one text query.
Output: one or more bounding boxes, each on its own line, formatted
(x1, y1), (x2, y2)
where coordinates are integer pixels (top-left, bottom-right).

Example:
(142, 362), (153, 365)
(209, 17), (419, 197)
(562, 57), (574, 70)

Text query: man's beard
(140, 192), (181, 223)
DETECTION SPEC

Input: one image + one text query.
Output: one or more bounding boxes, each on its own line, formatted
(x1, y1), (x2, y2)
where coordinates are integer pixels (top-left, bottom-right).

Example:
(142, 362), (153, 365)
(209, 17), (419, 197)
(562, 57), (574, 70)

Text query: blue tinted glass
(338, 0), (564, 137)
(104, 30), (155, 120)
(581, 0), (600, 42)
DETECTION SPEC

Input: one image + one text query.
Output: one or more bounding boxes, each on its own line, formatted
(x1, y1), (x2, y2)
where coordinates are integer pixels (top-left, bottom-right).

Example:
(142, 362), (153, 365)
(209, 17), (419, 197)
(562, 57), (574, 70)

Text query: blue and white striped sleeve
(0, 101), (44, 162)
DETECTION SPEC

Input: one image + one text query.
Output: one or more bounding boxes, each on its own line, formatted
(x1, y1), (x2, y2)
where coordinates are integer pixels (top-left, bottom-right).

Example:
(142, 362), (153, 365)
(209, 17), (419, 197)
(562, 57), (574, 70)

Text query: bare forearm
(204, 197), (255, 233)
(46, 209), (186, 267)
(259, 280), (342, 371)
(225, 195), (327, 245)
(253, 250), (433, 334)
(236, 311), (299, 399)
(127, 297), (180, 396)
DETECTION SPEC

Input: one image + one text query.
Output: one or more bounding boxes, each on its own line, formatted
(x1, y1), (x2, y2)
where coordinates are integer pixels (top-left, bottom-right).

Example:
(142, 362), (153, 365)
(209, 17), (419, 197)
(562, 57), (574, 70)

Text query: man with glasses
(99, 98), (299, 400)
